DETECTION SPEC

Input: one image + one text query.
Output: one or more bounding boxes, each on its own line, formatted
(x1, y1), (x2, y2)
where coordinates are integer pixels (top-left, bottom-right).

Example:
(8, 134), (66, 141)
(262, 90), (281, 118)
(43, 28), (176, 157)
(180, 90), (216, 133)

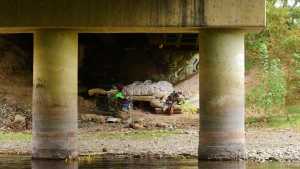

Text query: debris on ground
(87, 80), (196, 115)
(80, 114), (105, 123)
(0, 102), (31, 131)
(129, 122), (145, 130)
(106, 117), (122, 123)
(13, 114), (26, 124)
(155, 122), (168, 128)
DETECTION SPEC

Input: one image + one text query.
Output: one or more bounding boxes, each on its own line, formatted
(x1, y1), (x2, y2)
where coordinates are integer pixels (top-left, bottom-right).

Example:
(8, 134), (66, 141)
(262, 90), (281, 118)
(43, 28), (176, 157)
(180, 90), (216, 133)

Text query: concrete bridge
(0, 0), (266, 160)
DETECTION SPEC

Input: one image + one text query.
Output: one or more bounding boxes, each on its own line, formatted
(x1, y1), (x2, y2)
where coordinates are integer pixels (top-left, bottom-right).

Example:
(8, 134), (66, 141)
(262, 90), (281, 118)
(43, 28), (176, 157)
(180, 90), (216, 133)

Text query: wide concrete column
(198, 29), (245, 160)
(32, 29), (78, 159)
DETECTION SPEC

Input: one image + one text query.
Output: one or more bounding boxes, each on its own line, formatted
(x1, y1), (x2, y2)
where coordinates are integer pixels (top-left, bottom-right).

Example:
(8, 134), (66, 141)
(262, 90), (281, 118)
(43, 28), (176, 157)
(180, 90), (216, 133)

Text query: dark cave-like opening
(78, 33), (198, 90)
(78, 33), (199, 113)
(0, 33), (200, 119)
(0, 33), (199, 89)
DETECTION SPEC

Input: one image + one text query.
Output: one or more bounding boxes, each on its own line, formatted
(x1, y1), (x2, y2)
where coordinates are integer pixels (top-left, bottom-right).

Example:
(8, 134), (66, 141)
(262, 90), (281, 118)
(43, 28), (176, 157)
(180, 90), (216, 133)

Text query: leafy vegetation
(246, 0), (300, 126)
(179, 101), (198, 115)
(246, 105), (300, 128)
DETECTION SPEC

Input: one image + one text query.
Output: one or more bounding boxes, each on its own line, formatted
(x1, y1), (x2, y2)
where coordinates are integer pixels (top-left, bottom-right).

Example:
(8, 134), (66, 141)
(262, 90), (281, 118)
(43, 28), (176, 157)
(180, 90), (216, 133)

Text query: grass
(246, 105), (300, 129)
(0, 129), (183, 142)
(0, 132), (31, 142)
(180, 101), (198, 115)
(80, 130), (183, 140)
(245, 57), (256, 71)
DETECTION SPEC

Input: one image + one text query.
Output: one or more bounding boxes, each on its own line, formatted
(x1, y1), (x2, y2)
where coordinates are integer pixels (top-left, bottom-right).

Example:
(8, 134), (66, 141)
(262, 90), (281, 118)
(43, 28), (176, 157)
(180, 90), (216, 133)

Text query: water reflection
(79, 158), (245, 169)
(30, 160), (245, 169)
(0, 155), (298, 169)
(32, 160), (78, 169)
(198, 161), (245, 169)
(79, 159), (198, 169)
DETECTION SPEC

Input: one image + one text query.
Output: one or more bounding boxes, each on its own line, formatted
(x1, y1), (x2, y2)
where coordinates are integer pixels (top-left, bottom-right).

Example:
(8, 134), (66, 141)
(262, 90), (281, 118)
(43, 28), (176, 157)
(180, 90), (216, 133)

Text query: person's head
(116, 84), (124, 91)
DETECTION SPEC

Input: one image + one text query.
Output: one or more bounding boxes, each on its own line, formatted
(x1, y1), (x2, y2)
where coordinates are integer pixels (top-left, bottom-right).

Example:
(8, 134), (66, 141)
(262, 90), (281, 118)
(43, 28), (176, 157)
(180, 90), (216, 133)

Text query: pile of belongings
(122, 80), (173, 98)
(123, 80), (184, 114)
(88, 80), (184, 114)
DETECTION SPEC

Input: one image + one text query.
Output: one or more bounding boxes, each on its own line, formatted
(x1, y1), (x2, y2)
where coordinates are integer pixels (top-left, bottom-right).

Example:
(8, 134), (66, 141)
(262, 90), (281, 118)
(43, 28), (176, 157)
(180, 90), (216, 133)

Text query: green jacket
(112, 91), (125, 100)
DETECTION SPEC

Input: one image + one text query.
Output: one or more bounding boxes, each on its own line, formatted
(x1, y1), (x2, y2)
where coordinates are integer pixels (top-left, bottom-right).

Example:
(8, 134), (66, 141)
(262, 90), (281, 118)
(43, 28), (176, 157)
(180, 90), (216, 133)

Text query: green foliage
(246, 41), (287, 115)
(246, 0), (300, 121)
(262, 58), (287, 109)
(0, 132), (31, 141)
(179, 101), (198, 115)
(293, 53), (300, 76)
(246, 105), (300, 129)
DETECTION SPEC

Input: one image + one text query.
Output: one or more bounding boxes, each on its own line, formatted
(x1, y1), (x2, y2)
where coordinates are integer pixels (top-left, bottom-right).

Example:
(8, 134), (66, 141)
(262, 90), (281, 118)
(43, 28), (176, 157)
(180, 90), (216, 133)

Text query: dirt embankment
(174, 73), (199, 108)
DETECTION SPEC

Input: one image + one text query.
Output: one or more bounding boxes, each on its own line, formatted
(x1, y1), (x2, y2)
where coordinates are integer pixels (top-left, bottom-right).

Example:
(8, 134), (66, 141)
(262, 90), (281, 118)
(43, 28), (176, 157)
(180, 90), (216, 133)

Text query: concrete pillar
(32, 30), (78, 159)
(198, 29), (245, 160)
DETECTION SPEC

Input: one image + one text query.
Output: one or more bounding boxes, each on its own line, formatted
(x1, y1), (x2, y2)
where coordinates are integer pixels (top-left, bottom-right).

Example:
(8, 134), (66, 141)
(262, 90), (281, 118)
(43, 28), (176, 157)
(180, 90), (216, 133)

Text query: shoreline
(1, 128), (300, 162)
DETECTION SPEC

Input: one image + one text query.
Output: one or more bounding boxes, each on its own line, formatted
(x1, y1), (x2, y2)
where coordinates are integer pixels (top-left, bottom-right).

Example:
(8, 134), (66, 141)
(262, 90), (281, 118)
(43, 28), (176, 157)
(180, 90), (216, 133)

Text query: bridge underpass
(0, 0), (266, 160)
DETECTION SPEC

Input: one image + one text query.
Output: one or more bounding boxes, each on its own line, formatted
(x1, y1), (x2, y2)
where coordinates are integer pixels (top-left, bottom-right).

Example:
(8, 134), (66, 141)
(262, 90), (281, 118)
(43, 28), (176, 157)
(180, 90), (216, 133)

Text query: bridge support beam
(198, 29), (245, 160)
(32, 30), (78, 159)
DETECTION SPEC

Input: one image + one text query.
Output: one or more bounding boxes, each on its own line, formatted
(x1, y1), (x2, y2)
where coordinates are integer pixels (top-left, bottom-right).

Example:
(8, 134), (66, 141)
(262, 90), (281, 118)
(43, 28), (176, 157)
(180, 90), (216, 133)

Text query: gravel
(0, 102), (31, 130)
(246, 129), (300, 162)
(1, 128), (300, 162)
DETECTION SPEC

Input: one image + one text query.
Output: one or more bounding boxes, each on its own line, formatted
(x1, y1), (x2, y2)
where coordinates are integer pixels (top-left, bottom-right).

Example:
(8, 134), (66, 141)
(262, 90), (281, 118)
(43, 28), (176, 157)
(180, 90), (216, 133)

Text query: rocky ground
(1, 117), (300, 162)
(246, 128), (300, 162)
(0, 89), (299, 162)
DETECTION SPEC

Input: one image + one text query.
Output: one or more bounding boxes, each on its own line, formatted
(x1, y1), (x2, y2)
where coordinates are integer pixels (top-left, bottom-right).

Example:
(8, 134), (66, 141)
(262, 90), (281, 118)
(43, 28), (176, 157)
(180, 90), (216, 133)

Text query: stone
(118, 111), (130, 120)
(14, 114), (26, 124)
(156, 122), (168, 128)
(80, 114), (105, 123)
(102, 148), (108, 152)
(106, 117), (121, 123)
(130, 123), (144, 130)
(134, 118), (144, 124)
(122, 118), (133, 126)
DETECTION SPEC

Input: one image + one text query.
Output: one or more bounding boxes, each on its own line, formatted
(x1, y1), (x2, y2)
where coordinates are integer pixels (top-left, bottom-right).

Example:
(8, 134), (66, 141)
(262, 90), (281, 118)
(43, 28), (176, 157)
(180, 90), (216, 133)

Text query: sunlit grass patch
(0, 129), (183, 143)
(80, 130), (183, 140)
(0, 132), (31, 142)
(180, 101), (198, 115)
(287, 105), (300, 114)
(246, 105), (300, 129)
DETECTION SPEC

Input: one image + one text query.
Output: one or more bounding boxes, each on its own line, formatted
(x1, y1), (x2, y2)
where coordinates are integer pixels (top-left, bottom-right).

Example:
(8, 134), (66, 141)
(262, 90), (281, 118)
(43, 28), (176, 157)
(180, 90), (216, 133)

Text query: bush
(245, 0), (299, 120)
(246, 42), (287, 117)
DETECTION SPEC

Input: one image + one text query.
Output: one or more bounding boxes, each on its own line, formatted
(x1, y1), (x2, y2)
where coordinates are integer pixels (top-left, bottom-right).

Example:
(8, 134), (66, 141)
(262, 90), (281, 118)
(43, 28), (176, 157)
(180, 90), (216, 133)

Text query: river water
(1, 156), (300, 169)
